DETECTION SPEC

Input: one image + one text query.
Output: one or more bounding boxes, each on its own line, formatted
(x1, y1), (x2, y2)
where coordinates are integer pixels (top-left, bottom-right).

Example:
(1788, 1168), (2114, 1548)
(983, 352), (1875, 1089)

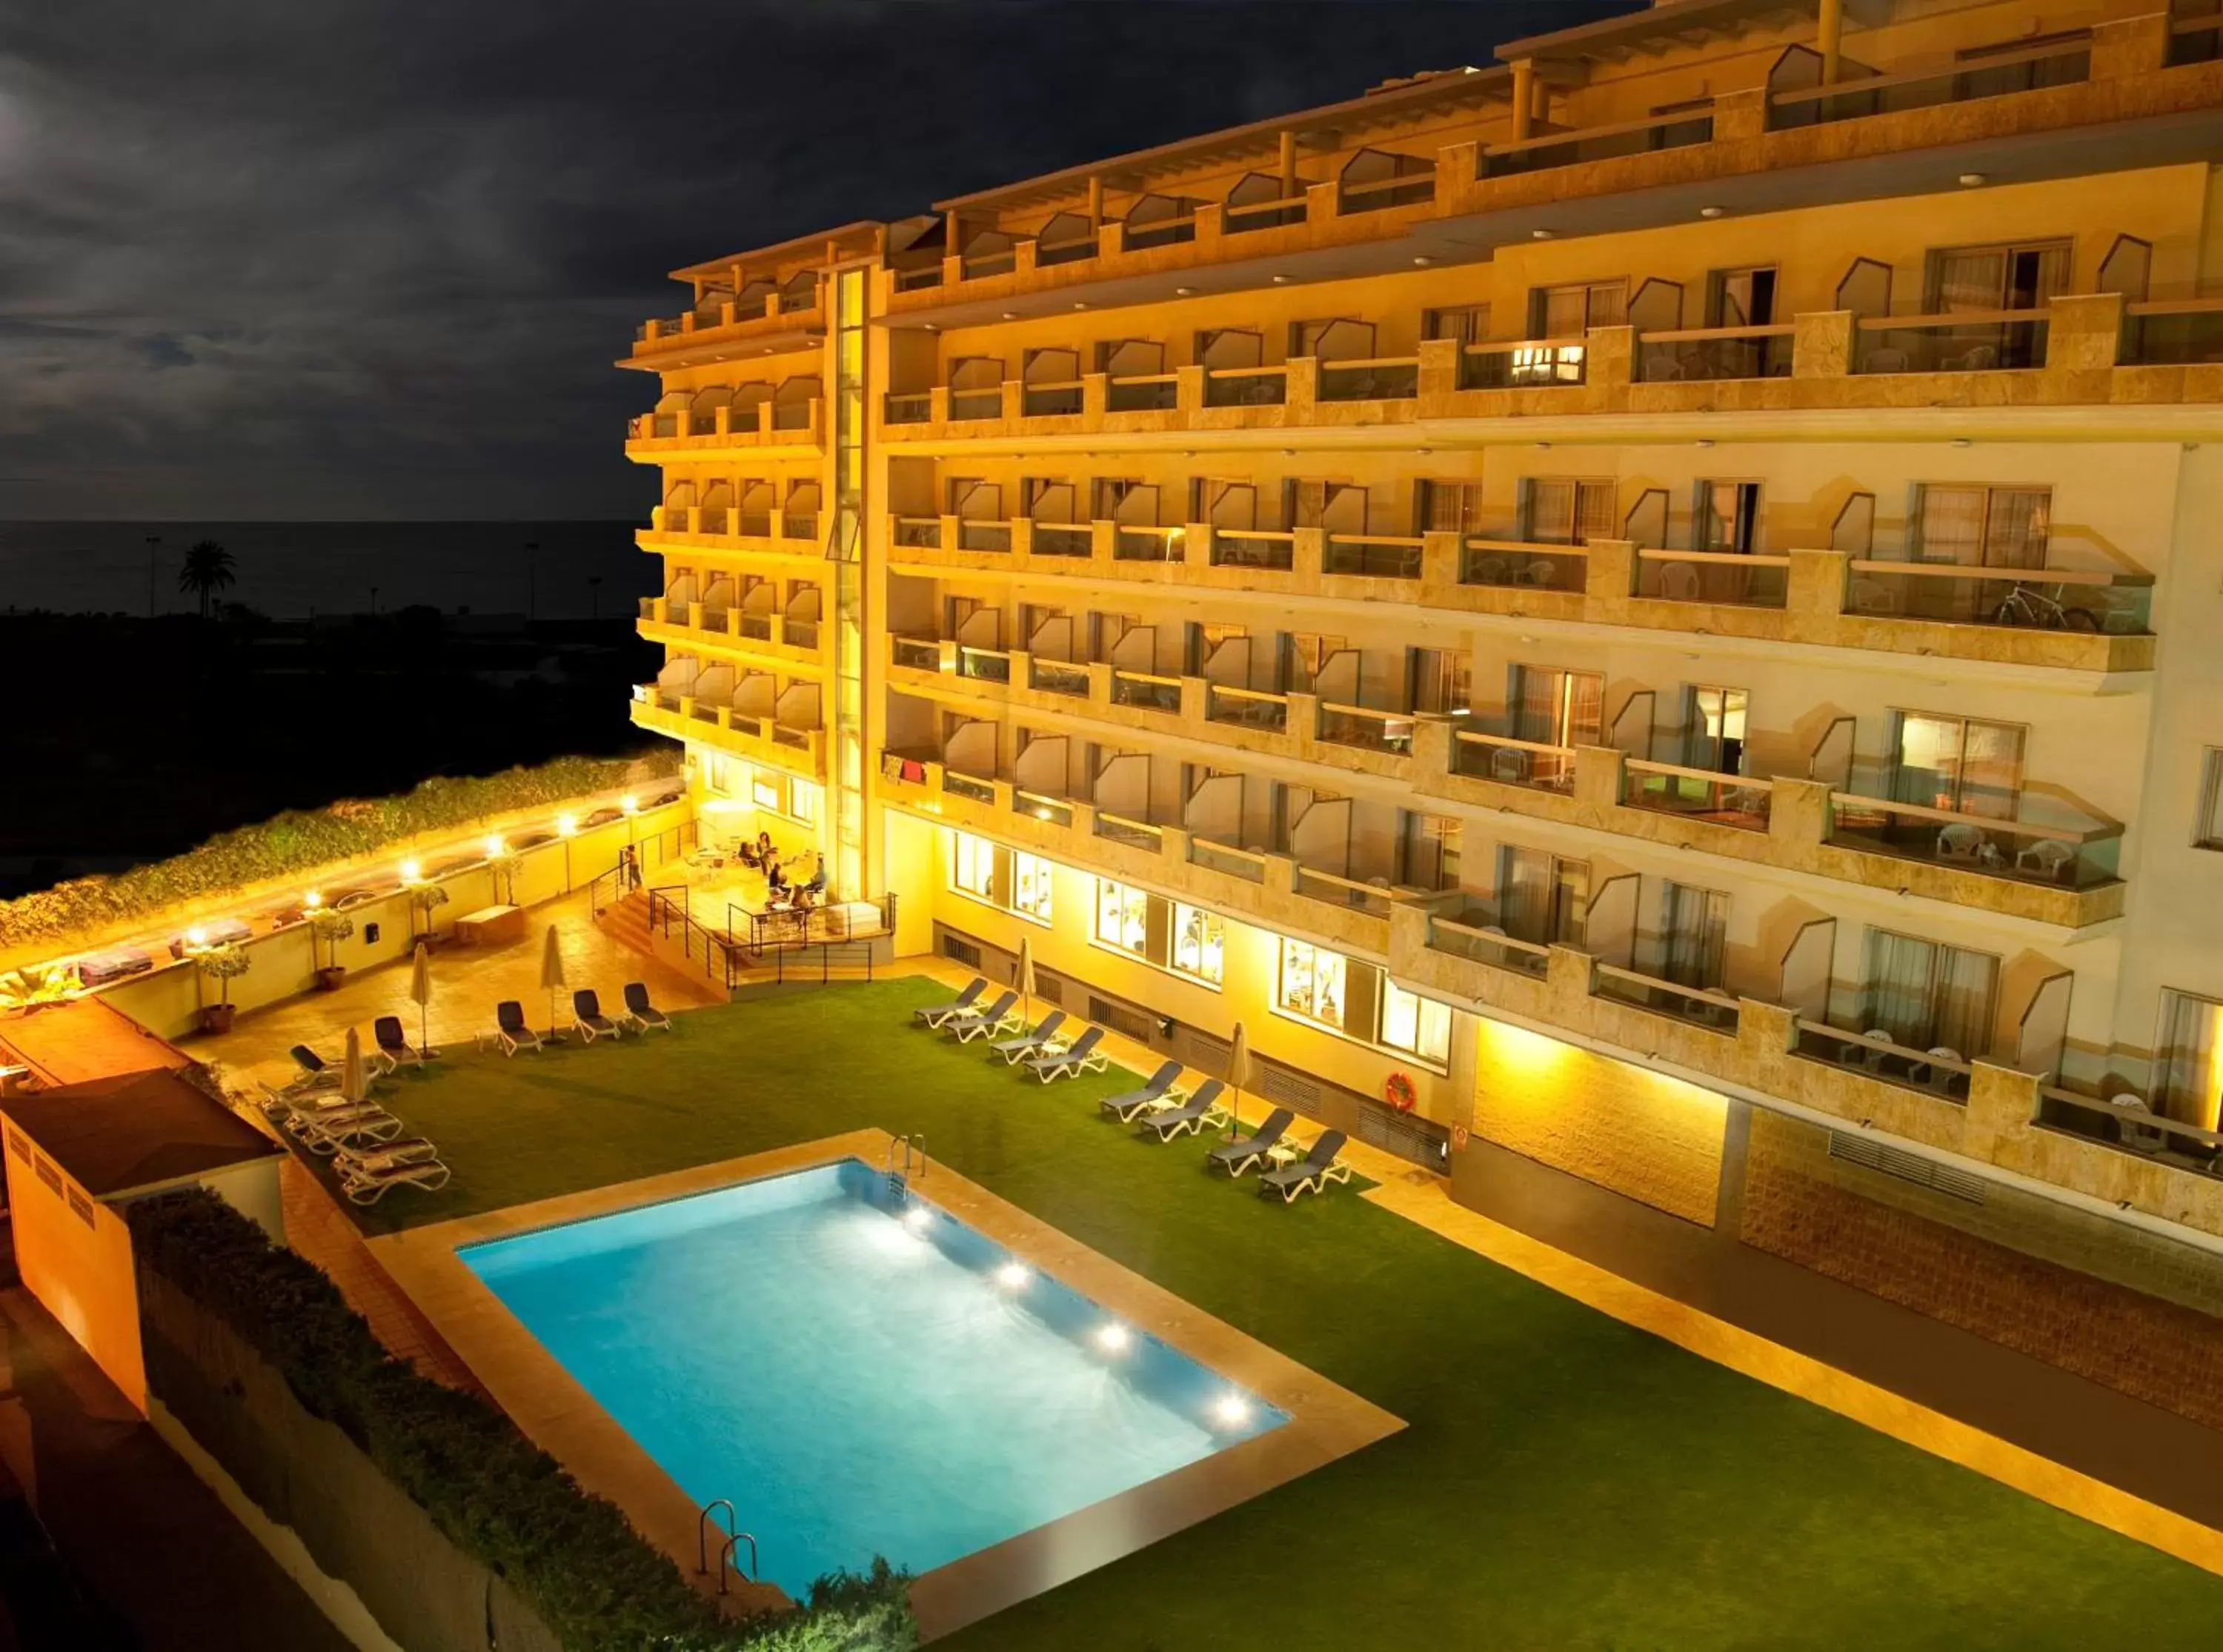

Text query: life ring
(1384, 1070), (1418, 1113)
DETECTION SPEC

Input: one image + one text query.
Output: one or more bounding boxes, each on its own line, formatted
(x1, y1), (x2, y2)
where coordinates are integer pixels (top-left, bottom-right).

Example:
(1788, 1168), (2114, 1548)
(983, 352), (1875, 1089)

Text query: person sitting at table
(757, 830), (776, 862)
(791, 882), (816, 913)
(737, 839), (762, 870)
(765, 857), (789, 896)
(800, 853), (826, 896)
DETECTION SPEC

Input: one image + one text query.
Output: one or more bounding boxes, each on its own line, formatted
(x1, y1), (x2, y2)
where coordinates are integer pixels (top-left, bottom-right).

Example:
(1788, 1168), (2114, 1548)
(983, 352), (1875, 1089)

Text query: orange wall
(3, 1145), (145, 1410)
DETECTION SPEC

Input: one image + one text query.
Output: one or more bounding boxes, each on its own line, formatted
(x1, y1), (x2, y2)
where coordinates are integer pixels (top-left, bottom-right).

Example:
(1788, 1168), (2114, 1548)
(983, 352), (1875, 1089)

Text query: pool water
(459, 1160), (1286, 1596)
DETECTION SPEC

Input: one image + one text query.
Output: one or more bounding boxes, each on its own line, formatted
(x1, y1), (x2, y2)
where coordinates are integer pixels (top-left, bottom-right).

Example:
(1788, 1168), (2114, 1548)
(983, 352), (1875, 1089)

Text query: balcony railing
(1337, 167), (1434, 215)
(955, 645), (1011, 685)
(1014, 788), (1074, 829)
(885, 392), (932, 425)
(1592, 963), (1741, 1033)
(963, 248), (1018, 279)
(1123, 214), (1197, 252)
(1035, 231), (1097, 269)
(1634, 548), (1791, 608)
(1028, 657), (1090, 698)
(1114, 524), (1184, 562)
(1425, 908), (1551, 981)
(739, 613), (773, 642)
(1323, 534), (1423, 579)
(1855, 311), (2048, 373)
(891, 265), (943, 293)
(1223, 195), (1306, 234)
(1842, 562), (2153, 634)
(1481, 107), (1714, 178)
(1317, 702), (1415, 755)
(1205, 684), (1289, 733)
(1317, 357), (1418, 402)
(1621, 761), (1773, 830)
(783, 618), (820, 649)
(1031, 521), (1092, 559)
(891, 634), (940, 672)
(1203, 365), (1287, 407)
(1106, 373), (1178, 412)
(1636, 324), (1795, 382)
(2124, 299), (2223, 364)
(1094, 810), (1164, 850)
(1827, 794), (2119, 888)
(1769, 38), (2091, 130)
(1452, 730), (1575, 793)
(944, 769), (997, 805)
(2036, 1085), (2223, 1173)
(1461, 539), (1589, 593)
(1294, 866), (1395, 917)
(893, 515), (943, 549)
(1021, 379), (1083, 417)
(1189, 837), (1267, 882)
(948, 387), (1003, 421)
(1460, 339), (1586, 390)
(1794, 1022), (1976, 1105)
(957, 519), (1011, 553)
(1109, 669), (1181, 712)
(1209, 528), (1295, 570)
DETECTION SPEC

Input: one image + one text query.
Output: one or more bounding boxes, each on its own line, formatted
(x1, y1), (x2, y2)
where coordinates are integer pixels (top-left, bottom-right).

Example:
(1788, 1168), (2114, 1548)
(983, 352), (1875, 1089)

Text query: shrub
(127, 1191), (914, 1652)
(0, 753), (679, 954)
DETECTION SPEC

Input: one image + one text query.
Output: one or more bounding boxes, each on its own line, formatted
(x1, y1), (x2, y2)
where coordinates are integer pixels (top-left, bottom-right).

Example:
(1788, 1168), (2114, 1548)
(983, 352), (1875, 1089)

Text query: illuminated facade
(622, 0), (2223, 1290)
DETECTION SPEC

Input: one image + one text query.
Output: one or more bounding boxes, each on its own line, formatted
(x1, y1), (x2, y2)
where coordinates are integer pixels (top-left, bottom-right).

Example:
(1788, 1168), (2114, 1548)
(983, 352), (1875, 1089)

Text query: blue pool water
(459, 1161), (1286, 1596)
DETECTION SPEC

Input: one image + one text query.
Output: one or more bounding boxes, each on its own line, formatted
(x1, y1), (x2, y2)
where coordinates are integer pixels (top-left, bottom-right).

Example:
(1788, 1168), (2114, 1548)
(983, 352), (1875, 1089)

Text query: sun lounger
(913, 977), (987, 1027)
(373, 1016), (425, 1068)
(1024, 1026), (1106, 1083)
(293, 1105), (408, 1155)
(943, 990), (1020, 1043)
(1099, 1061), (1183, 1123)
(988, 1010), (1066, 1065)
(1137, 1082), (1229, 1142)
(494, 999), (542, 1056)
(1258, 1130), (1352, 1203)
(1205, 1108), (1295, 1176)
(621, 982), (673, 1033)
(332, 1136), (442, 1172)
(572, 989), (624, 1042)
(339, 1157), (452, 1205)
(282, 1045), (348, 1093)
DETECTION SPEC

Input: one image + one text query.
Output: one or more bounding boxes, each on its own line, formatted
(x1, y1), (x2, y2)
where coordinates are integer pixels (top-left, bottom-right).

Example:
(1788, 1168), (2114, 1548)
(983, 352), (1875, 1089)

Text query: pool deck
(368, 1129), (1405, 1640)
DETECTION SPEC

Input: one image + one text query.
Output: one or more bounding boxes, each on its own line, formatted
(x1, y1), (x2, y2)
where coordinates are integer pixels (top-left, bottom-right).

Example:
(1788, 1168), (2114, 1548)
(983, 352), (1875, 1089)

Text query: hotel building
(621, 0), (2223, 1413)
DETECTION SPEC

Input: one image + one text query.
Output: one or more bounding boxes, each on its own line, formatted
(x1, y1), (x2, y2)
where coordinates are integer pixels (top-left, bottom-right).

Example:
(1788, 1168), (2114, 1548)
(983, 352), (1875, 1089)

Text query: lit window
(751, 774), (781, 811)
(2156, 989), (2223, 1130)
(952, 833), (994, 899)
(1172, 904), (1223, 985)
(1380, 982), (1451, 1064)
(788, 779), (820, 825)
(2198, 750), (2223, 851)
(704, 755), (730, 794)
(1279, 938), (1347, 1030)
(1013, 853), (1054, 922)
(1094, 880), (1149, 956)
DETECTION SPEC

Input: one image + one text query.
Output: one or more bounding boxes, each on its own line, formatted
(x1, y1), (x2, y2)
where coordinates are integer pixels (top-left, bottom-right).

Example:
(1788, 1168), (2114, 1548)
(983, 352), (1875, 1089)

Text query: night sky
(1, 1), (1615, 522)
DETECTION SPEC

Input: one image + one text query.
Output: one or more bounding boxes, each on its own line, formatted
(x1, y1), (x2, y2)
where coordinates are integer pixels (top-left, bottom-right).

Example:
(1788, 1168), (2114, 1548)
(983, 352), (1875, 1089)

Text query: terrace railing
(1323, 534), (1424, 579)
(1636, 324), (1795, 382)
(1317, 357), (1419, 402)
(1481, 107), (1714, 177)
(1317, 702), (1415, 755)
(1855, 310), (2049, 374)
(1621, 761), (1774, 830)
(1452, 729), (1577, 793)
(1461, 539), (1589, 593)
(1209, 527), (1295, 570)
(1592, 964), (1741, 1033)
(1769, 37), (2090, 129)
(1841, 562), (2152, 633)
(1205, 683), (1289, 733)
(1188, 836), (1268, 882)
(1793, 1021), (1976, 1104)
(1634, 548), (1792, 608)
(1203, 364), (1288, 407)
(1826, 793), (2119, 887)
(1460, 339), (1587, 390)
(1424, 910), (1551, 981)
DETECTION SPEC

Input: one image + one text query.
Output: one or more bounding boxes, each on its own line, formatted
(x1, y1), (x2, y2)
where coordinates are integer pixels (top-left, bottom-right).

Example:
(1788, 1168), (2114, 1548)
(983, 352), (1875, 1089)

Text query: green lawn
(328, 982), (2223, 1648)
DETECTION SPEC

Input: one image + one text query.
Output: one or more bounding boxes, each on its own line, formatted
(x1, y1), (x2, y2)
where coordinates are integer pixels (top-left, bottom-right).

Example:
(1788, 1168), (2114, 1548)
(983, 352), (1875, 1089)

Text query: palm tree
(178, 540), (236, 619)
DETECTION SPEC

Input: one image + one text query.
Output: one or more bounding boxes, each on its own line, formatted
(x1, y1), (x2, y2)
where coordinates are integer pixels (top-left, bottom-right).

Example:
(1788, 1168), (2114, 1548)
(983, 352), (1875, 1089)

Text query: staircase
(597, 890), (658, 961)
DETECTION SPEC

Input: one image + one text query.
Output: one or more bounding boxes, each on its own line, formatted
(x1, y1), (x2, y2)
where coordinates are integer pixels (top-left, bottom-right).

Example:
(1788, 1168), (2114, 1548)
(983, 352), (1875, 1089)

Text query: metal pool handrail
(698, 1499), (737, 1573)
(719, 1531), (761, 1592)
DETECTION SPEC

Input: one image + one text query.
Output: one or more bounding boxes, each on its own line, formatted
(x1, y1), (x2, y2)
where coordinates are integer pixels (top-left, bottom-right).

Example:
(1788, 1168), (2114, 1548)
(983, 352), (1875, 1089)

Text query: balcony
(1109, 669), (1181, 713)
(1461, 539), (1586, 593)
(1451, 729), (1575, 795)
(1205, 683), (1289, 734)
(1793, 1021), (1975, 1106)
(1824, 794), (2120, 892)
(2122, 298), (2223, 365)
(626, 291), (823, 361)
(1635, 325), (1794, 383)
(1316, 702), (1415, 759)
(1767, 38), (2091, 132)
(1418, 900), (1550, 982)
(1028, 656), (1091, 699)
(1322, 534), (1423, 580)
(1591, 963), (1741, 1034)
(1855, 311), (2048, 374)
(625, 399), (820, 454)
(639, 506), (826, 560)
(635, 596), (824, 666)
(1458, 339), (1586, 390)
(2036, 1085), (2223, 1179)
(630, 688), (825, 780)
(1841, 563), (2152, 634)
(1479, 107), (1714, 179)
(1317, 357), (1418, 402)
(1620, 762), (1772, 832)
(1632, 548), (1790, 609)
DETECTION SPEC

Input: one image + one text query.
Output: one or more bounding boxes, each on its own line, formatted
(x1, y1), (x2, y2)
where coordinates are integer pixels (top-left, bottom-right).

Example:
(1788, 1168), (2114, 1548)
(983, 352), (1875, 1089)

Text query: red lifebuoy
(1384, 1070), (1418, 1113)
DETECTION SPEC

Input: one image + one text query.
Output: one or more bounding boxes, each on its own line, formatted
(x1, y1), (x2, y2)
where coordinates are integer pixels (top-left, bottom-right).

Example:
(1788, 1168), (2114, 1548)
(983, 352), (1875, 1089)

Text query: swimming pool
(459, 1159), (1288, 1597)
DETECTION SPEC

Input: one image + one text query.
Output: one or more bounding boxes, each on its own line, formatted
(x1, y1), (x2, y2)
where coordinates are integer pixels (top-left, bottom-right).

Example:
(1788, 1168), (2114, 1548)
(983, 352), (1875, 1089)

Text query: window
(1693, 481), (1761, 554)
(1890, 713), (2025, 818)
(1530, 279), (1626, 337)
(1415, 478), (1483, 535)
(1095, 879), (1149, 955)
(1909, 484), (2050, 568)
(1861, 930), (1999, 1058)
(1508, 663), (1604, 782)
(1423, 304), (1489, 346)
(1497, 846), (1589, 945)
(703, 754), (731, 795)
(751, 774), (782, 811)
(1926, 240), (2073, 313)
(2199, 750), (2223, 850)
(788, 779), (820, 826)
(2155, 989), (2223, 1128)
(1519, 478), (1616, 545)
(1409, 649), (1470, 718)
(1685, 686), (1748, 775)
(1380, 982), (1452, 1064)
(1707, 267), (1778, 327)
(1279, 938), (1349, 1030)
(1656, 882), (1729, 991)
(1172, 904), (1224, 985)
(952, 832), (995, 899)
(1013, 852), (1054, 921)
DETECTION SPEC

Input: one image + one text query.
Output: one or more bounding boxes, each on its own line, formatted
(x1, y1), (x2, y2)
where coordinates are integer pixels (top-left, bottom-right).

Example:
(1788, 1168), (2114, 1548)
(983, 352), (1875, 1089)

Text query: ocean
(0, 521), (653, 620)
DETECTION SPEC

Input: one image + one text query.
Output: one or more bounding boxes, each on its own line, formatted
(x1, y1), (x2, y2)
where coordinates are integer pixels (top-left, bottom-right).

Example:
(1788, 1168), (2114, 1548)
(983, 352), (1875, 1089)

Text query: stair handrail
(717, 1531), (760, 1593)
(697, 1499), (737, 1573)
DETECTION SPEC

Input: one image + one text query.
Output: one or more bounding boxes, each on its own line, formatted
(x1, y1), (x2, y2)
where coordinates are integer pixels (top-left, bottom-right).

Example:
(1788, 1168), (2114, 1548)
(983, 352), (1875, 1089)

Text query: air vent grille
(1828, 1131), (1986, 1204)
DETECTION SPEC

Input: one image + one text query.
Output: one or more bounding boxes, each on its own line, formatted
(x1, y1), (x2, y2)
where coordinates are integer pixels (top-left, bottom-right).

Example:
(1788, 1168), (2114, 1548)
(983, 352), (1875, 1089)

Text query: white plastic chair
(1658, 562), (1702, 602)
(2016, 838), (2075, 882)
(1489, 746), (1532, 785)
(1936, 822), (1986, 862)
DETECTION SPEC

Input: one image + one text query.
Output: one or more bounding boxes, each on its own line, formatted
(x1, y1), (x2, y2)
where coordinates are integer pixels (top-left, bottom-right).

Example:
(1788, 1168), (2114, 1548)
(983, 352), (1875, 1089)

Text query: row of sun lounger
(911, 977), (1352, 1201)
(265, 1096), (452, 1204)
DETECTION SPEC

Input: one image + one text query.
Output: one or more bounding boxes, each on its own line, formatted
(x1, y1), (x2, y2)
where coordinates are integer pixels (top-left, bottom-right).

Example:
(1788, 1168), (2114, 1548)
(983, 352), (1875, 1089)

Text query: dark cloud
(0, 0), (1613, 520)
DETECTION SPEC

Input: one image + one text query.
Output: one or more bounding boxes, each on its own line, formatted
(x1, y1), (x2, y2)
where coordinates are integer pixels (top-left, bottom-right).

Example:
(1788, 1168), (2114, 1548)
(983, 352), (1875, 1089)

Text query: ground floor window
(953, 832), (995, 899)
(1095, 879), (1150, 956)
(1172, 903), (1224, 985)
(751, 773), (782, 812)
(1013, 852), (1054, 922)
(1380, 981), (1451, 1064)
(1279, 939), (1349, 1030)
(788, 778), (820, 826)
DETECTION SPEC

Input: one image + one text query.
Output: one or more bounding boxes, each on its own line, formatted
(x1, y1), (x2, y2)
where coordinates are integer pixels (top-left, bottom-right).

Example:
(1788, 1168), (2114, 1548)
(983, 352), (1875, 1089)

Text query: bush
(0, 753), (679, 953)
(127, 1191), (914, 1652)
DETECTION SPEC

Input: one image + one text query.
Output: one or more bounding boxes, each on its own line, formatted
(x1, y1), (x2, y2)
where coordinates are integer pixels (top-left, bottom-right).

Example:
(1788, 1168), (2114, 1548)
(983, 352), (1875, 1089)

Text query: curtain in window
(1861, 930), (1936, 1044)
(1525, 481), (1575, 544)
(1575, 482), (1618, 545)
(1914, 486), (1986, 564)
(1955, 720), (2024, 819)
(1498, 847), (1555, 944)
(1930, 945), (1998, 1059)
(1565, 670), (1604, 747)
(1934, 250), (2006, 313)
(1983, 490), (2050, 568)
(2157, 992), (2223, 1130)
(1658, 882), (1727, 990)
(1541, 287), (1589, 337)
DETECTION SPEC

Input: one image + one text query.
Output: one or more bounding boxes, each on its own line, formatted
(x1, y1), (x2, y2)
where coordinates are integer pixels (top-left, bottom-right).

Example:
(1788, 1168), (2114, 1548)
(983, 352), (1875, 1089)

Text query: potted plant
(486, 845), (523, 907)
(0, 963), (82, 1011)
(306, 907), (356, 991)
(408, 880), (451, 945)
(192, 942), (250, 1034)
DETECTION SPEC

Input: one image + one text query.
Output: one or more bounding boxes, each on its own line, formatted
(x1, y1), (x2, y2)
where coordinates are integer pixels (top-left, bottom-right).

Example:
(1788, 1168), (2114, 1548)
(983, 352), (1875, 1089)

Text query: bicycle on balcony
(1992, 580), (2101, 632)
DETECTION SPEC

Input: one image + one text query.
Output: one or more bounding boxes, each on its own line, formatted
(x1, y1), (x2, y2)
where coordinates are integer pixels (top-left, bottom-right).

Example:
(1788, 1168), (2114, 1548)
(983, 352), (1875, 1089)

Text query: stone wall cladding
(1741, 1111), (2223, 1431)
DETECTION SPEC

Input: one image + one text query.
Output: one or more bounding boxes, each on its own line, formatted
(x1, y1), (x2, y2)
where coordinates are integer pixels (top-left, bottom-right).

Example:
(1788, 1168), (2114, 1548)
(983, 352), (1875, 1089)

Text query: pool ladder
(698, 1499), (759, 1595)
(885, 1132), (928, 1193)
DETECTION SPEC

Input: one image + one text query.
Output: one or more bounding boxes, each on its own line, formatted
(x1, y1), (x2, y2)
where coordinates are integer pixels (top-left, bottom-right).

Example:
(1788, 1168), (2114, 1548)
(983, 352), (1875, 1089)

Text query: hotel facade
(622, 0), (2223, 1402)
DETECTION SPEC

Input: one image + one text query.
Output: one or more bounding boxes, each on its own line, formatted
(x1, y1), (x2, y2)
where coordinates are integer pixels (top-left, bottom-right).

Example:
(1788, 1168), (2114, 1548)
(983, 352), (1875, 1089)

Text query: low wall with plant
(127, 1191), (914, 1652)
(0, 752), (680, 962)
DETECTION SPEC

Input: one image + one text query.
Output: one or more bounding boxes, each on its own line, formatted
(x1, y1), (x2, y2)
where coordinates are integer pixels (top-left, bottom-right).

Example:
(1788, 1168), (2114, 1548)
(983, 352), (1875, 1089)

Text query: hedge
(0, 753), (679, 953)
(127, 1190), (914, 1652)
